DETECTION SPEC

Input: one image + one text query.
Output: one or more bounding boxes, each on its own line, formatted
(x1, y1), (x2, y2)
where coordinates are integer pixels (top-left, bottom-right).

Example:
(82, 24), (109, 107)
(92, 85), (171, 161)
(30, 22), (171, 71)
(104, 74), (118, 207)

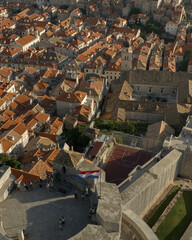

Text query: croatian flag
(78, 170), (99, 179)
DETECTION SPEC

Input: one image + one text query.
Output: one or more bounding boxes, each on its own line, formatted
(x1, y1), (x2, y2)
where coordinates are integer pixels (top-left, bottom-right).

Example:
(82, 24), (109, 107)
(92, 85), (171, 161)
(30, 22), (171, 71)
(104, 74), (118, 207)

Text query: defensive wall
(0, 166), (15, 203)
(121, 149), (183, 217)
(3, 117), (192, 240)
(121, 210), (158, 240)
(54, 131), (189, 240)
(113, 131), (162, 153)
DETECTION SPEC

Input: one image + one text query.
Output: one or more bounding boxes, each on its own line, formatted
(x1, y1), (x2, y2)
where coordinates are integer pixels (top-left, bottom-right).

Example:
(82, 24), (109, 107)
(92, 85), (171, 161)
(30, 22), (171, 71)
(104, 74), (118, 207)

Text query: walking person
(85, 186), (90, 198)
(81, 192), (85, 200)
(46, 182), (50, 191)
(74, 190), (78, 199)
(59, 216), (65, 231)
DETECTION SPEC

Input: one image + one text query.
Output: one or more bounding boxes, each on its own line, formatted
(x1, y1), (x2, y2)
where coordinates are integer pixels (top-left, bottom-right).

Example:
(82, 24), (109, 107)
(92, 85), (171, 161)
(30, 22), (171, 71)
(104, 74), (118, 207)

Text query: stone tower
(179, 145), (192, 180)
(121, 41), (133, 71)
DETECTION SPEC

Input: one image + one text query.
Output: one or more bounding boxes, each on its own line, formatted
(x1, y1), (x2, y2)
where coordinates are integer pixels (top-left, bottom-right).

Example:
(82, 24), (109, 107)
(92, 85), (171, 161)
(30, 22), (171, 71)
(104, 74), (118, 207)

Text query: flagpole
(100, 161), (101, 198)
(98, 157), (102, 199)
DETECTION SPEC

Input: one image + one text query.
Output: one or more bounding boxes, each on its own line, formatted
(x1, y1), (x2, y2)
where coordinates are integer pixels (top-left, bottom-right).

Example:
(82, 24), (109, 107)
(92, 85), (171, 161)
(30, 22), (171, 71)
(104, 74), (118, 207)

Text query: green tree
(94, 118), (148, 135)
(0, 154), (21, 169)
(59, 5), (68, 10)
(129, 7), (141, 15)
(63, 125), (90, 149)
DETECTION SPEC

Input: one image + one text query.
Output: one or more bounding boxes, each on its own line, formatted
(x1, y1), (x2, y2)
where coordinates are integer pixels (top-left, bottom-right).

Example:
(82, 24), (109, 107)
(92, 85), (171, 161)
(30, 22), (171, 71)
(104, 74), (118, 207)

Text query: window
(161, 88), (164, 93)
(149, 87), (152, 93)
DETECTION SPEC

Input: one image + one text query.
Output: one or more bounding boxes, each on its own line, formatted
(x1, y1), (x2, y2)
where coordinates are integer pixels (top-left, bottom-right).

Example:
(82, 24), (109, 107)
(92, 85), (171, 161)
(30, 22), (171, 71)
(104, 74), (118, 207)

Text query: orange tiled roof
(0, 138), (13, 152)
(57, 90), (86, 103)
(16, 34), (37, 46)
(11, 168), (40, 184)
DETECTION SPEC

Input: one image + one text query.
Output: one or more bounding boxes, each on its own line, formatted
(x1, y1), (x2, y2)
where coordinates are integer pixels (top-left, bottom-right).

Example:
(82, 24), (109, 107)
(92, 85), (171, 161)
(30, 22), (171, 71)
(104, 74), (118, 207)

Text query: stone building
(134, 0), (163, 15)
(103, 70), (192, 126)
(164, 115), (192, 180)
(121, 43), (132, 71)
(145, 120), (175, 148)
(0, 166), (15, 203)
(56, 91), (87, 117)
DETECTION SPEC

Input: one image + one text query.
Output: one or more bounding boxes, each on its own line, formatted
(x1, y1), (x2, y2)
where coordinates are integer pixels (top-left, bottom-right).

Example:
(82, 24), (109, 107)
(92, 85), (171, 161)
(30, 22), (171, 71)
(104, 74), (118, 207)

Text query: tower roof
(123, 41), (129, 48)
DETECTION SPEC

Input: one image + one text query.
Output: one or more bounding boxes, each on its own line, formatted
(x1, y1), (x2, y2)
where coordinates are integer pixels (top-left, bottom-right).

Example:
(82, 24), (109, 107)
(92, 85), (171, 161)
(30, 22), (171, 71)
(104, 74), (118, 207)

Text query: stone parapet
(0, 166), (11, 189)
(95, 182), (122, 234)
(68, 224), (111, 240)
(121, 149), (182, 217)
(121, 210), (158, 240)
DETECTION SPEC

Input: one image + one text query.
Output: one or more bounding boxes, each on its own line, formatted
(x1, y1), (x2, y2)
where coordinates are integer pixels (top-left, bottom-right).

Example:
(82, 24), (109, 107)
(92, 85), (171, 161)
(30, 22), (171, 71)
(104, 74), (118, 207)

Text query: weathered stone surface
(121, 210), (158, 240)
(121, 149), (182, 217)
(0, 166), (14, 203)
(95, 182), (122, 233)
(181, 222), (192, 240)
(0, 188), (91, 240)
(68, 224), (111, 240)
(180, 146), (192, 180)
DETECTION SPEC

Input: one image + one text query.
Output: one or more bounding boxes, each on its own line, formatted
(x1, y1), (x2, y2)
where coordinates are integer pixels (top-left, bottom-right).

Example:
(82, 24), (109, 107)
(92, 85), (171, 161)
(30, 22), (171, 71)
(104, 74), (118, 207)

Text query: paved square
(0, 187), (91, 240)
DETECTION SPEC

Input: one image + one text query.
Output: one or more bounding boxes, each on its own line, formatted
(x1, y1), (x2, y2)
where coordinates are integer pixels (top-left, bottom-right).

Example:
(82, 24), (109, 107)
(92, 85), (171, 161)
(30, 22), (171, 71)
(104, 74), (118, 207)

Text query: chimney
(91, 99), (94, 115)
(7, 135), (14, 141)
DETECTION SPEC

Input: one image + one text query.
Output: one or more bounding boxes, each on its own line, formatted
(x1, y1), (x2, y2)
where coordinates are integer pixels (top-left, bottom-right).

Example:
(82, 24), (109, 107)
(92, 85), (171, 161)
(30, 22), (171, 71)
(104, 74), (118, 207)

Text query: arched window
(62, 167), (66, 174)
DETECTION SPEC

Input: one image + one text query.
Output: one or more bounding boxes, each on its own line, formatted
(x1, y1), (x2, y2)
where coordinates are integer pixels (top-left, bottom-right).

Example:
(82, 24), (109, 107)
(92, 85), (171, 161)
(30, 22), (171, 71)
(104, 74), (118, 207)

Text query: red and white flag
(78, 170), (99, 179)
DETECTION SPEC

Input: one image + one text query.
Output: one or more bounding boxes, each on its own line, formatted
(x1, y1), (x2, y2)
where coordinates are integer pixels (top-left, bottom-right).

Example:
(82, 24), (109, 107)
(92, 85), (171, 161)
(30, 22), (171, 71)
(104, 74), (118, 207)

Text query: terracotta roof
(11, 168), (40, 184)
(16, 34), (37, 46)
(28, 159), (53, 180)
(57, 91), (86, 103)
(55, 150), (84, 168)
(89, 141), (103, 157)
(0, 138), (13, 152)
(14, 122), (27, 135)
(38, 132), (57, 143)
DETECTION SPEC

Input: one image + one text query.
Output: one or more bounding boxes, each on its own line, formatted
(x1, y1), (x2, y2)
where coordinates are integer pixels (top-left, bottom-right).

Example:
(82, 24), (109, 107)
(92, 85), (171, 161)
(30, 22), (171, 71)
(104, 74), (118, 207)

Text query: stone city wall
(121, 210), (158, 240)
(179, 151), (192, 180)
(0, 166), (11, 189)
(121, 149), (182, 217)
(126, 111), (164, 123)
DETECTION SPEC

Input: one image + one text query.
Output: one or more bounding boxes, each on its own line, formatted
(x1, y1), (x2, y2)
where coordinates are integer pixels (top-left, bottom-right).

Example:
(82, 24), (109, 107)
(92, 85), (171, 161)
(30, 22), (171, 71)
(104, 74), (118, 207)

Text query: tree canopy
(94, 118), (148, 135)
(0, 153), (21, 169)
(62, 125), (90, 151)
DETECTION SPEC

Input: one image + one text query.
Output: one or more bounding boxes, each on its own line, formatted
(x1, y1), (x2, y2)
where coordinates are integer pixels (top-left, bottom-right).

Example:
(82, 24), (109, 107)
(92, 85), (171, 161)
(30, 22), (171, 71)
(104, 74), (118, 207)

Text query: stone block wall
(179, 149), (192, 180)
(121, 149), (182, 217)
(121, 210), (158, 240)
(95, 182), (122, 235)
(0, 166), (11, 189)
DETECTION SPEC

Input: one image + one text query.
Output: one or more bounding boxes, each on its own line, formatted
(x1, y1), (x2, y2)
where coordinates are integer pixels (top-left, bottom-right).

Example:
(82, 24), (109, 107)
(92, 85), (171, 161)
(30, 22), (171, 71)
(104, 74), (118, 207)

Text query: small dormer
(138, 104), (142, 110)
(155, 105), (159, 111)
